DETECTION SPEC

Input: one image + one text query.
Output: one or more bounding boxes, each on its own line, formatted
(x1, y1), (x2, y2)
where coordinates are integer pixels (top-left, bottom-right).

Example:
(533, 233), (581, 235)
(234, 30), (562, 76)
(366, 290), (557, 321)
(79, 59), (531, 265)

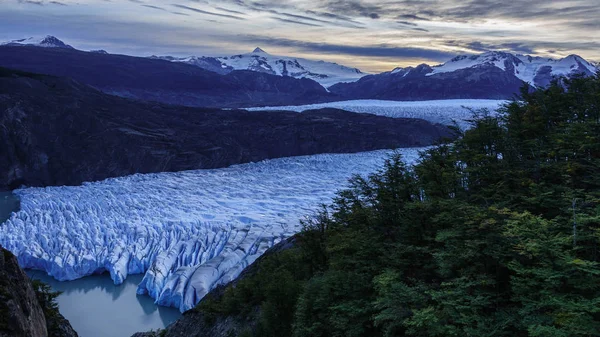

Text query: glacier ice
(0, 149), (423, 312)
(247, 99), (506, 130)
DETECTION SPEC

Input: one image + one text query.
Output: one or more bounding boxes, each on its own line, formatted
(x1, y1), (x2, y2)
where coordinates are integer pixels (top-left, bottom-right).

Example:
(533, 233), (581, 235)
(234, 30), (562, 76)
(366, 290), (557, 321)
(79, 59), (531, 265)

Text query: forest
(198, 75), (600, 337)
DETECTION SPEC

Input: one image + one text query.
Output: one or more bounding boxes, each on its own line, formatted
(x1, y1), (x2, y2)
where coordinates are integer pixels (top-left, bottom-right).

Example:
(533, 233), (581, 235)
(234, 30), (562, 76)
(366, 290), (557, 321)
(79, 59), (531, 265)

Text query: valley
(0, 23), (598, 337)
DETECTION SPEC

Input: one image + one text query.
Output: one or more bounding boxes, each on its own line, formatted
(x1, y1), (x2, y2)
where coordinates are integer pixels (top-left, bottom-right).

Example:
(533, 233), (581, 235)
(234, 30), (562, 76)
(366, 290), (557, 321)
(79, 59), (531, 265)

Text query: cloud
(397, 14), (431, 21)
(397, 21), (418, 26)
(171, 4), (245, 20)
(17, 0), (45, 5)
(3, 0), (599, 72)
(322, 0), (382, 19)
(214, 6), (246, 15)
(271, 17), (322, 27)
(238, 34), (456, 60)
(142, 4), (165, 11)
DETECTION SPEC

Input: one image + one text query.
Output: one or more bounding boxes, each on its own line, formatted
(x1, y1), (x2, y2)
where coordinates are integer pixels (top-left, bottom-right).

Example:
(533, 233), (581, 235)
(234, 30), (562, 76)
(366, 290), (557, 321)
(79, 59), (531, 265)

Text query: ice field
(0, 148), (424, 312)
(247, 99), (507, 129)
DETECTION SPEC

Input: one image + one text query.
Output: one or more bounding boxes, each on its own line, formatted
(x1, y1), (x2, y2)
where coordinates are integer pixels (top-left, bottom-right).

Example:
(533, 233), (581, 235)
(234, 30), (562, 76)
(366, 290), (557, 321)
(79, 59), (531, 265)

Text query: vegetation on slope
(0, 248), (77, 337)
(194, 75), (600, 337)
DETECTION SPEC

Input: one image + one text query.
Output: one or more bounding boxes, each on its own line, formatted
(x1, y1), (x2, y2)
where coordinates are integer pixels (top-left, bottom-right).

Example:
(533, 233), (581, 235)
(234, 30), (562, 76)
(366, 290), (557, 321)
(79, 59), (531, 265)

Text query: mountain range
(151, 47), (365, 88)
(1, 35), (598, 104)
(0, 39), (336, 108)
(328, 51), (598, 100)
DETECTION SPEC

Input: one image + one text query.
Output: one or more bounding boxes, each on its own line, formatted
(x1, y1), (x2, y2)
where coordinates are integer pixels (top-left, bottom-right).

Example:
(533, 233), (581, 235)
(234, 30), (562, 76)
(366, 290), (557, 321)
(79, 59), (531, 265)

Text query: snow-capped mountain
(427, 51), (597, 87)
(152, 48), (366, 87)
(1, 35), (74, 49)
(330, 51), (598, 101)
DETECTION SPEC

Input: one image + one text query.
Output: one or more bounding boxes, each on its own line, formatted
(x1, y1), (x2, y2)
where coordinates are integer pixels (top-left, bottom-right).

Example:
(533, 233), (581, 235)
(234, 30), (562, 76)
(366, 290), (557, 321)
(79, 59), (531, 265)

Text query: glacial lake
(27, 271), (181, 337)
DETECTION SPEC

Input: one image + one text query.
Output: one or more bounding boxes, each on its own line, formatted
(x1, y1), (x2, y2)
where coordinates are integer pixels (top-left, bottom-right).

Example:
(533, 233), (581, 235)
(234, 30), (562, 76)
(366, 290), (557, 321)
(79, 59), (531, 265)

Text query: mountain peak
(252, 47), (267, 54)
(2, 35), (73, 49)
(39, 35), (71, 48)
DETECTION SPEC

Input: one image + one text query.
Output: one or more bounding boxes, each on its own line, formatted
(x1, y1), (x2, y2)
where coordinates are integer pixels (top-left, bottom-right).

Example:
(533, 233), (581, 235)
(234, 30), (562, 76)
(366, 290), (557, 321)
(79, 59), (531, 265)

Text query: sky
(1, 0), (598, 73)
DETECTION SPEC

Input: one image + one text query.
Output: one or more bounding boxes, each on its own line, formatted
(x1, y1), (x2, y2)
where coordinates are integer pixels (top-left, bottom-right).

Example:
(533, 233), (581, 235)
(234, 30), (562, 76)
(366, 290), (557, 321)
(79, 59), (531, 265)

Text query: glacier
(246, 99), (506, 130)
(0, 149), (423, 312)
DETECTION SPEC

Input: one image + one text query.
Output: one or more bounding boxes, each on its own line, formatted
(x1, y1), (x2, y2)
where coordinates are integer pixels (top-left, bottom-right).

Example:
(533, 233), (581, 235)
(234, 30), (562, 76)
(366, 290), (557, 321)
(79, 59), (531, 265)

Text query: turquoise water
(27, 271), (181, 337)
(0, 191), (19, 224)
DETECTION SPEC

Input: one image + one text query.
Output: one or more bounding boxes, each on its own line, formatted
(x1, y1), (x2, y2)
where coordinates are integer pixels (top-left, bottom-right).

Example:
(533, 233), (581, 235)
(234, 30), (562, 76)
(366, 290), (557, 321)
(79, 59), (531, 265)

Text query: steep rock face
(0, 68), (453, 190)
(0, 46), (336, 108)
(0, 248), (47, 337)
(0, 248), (77, 337)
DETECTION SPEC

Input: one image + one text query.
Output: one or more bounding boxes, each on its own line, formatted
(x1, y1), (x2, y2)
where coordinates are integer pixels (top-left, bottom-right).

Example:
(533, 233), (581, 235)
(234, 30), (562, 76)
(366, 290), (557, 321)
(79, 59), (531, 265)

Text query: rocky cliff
(0, 247), (77, 337)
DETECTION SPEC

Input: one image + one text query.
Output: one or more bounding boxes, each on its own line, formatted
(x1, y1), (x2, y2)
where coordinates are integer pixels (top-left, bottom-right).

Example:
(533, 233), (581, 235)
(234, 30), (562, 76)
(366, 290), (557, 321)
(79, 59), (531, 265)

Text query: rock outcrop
(0, 247), (77, 337)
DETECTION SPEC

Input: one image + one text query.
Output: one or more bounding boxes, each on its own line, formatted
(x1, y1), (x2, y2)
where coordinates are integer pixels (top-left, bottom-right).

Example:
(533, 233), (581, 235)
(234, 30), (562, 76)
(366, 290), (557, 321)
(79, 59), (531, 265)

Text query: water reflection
(27, 271), (181, 337)
(0, 191), (19, 224)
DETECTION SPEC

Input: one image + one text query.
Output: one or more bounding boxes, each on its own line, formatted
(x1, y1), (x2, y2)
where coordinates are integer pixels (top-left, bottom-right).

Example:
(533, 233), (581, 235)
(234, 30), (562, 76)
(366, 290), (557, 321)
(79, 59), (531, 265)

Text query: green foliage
(198, 75), (600, 336)
(198, 248), (311, 337)
(31, 279), (62, 320)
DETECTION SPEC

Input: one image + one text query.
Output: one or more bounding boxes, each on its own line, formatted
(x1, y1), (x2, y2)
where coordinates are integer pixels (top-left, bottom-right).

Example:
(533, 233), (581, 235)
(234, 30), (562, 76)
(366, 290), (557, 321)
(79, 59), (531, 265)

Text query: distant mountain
(0, 44), (338, 108)
(427, 51), (597, 87)
(152, 47), (365, 87)
(2, 35), (595, 102)
(1, 35), (74, 49)
(330, 51), (598, 101)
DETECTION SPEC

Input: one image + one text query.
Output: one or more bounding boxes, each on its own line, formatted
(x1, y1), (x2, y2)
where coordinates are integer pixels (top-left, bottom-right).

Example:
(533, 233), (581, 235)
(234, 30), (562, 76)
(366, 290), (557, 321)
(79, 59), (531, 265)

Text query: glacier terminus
(0, 149), (423, 312)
